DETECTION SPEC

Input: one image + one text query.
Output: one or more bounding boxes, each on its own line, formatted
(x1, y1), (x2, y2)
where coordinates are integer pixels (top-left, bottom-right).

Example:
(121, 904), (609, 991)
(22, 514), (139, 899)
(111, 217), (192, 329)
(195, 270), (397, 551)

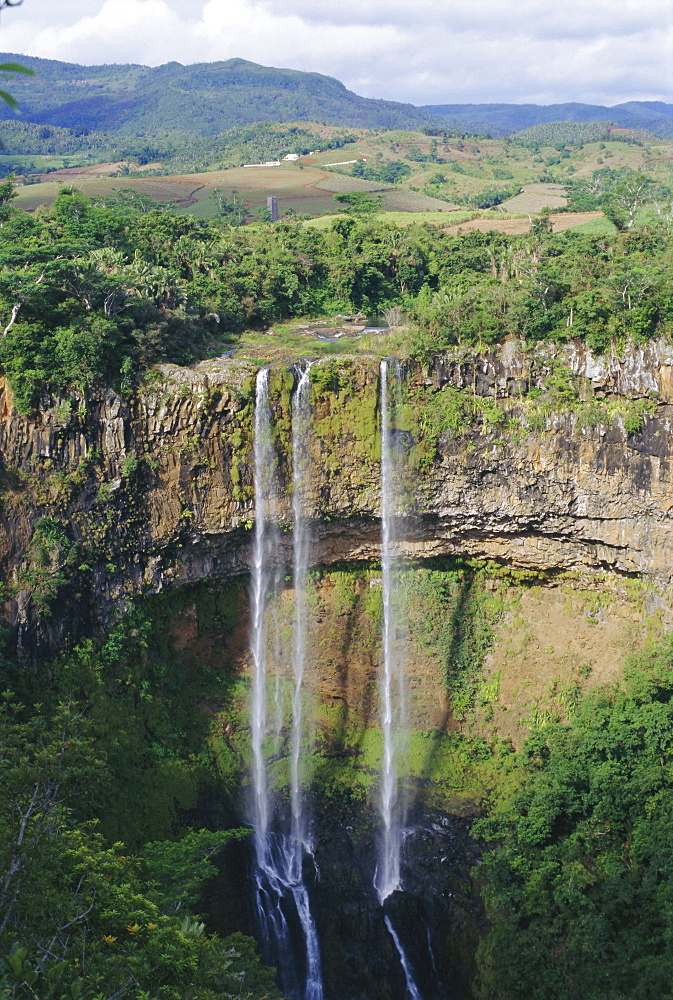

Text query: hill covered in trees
(423, 101), (673, 137)
(0, 55), (436, 135)
(1, 54), (672, 140)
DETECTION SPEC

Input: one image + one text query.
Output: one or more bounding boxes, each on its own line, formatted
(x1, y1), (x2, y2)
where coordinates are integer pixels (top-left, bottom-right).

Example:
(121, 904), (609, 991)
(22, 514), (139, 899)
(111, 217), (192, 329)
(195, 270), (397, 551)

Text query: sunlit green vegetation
(0, 580), (282, 1000)
(0, 177), (672, 410)
(474, 633), (673, 1000)
(511, 120), (613, 147)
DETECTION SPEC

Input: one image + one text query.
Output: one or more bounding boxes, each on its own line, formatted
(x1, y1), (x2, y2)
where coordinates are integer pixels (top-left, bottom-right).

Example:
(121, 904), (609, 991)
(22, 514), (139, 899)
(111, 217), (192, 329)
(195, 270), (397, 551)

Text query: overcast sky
(0, 0), (671, 107)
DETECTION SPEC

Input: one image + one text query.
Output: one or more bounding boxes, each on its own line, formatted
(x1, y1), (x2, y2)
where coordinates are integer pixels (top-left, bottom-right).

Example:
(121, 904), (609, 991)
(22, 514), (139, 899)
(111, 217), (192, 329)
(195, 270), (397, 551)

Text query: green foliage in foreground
(474, 633), (673, 1000)
(0, 580), (275, 999)
(0, 694), (279, 1000)
(565, 166), (671, 230)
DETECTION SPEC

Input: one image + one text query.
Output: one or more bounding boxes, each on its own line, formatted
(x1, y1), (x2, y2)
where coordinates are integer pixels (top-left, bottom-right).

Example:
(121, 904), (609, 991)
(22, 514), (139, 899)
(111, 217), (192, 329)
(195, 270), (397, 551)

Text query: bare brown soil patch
(472, 582), (673, 747)
(441, 210), (603, 236)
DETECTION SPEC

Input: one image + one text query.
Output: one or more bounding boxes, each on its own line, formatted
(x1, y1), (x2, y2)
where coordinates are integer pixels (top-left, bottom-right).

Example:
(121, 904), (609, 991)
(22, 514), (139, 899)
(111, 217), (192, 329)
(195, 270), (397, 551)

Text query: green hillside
(0, 55), (436, 135)
(510, 121), (612, 147)
(2, 54), (671, 142)
(422, 101), (673, 137)
(3, 120), (671, 231)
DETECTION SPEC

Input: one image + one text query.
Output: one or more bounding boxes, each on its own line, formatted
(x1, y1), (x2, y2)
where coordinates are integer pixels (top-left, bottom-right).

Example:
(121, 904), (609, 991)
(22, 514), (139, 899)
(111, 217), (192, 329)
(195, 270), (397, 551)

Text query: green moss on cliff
(219, 563), (513, 815)
(18, 579), (246, 848)
(310, 360), (380, 493)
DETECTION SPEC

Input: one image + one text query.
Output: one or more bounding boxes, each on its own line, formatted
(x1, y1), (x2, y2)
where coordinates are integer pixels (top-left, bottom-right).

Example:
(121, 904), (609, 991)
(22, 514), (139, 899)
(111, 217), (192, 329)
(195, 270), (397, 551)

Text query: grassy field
(566, 215), (618, 236)
(0, 152), (116, 172)
(304, 208), (607, 236)
(8, 123), (673, 226)
(440, 210), (608, 236)
(304, 210), (480, 230)
(500, 182), (567, 213)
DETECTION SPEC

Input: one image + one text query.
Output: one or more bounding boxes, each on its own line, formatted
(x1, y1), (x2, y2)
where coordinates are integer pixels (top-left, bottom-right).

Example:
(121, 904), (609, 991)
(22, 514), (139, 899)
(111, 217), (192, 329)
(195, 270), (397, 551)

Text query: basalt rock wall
(2, 339), (673, 660)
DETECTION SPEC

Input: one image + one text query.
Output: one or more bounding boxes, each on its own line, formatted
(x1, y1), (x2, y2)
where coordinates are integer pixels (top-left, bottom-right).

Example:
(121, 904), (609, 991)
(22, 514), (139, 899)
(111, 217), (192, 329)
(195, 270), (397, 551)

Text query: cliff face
(2, 339), (673, 657)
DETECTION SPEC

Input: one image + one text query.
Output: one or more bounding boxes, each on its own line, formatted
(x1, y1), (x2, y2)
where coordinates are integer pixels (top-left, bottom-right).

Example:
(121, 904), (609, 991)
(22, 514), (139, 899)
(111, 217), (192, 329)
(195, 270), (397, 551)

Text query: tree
(602, 172), (656, 230)
(334, 191), (383, 215)
(475, 634), (673, 1000)
(0, 692), (281, 1000)
(211, 189), (246, 226)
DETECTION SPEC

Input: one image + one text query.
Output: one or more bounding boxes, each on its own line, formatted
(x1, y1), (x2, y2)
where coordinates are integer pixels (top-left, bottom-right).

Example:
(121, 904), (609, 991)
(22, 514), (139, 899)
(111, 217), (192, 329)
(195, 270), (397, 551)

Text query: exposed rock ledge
(1, 339), (673, 657)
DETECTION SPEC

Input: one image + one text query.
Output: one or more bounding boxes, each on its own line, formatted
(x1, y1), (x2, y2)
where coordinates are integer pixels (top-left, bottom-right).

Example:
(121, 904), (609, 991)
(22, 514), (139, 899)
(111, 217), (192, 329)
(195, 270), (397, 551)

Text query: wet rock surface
(206, 802), (484, 1000)
(4, 342), (673, 661)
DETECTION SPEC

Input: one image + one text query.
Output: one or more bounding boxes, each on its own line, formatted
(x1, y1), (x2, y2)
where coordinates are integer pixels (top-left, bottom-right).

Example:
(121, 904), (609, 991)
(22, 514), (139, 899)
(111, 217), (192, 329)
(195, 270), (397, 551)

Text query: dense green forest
(0, 121), (362, 177)
(0, 181), (671, 410)
(0, 55), (437, 135)
(510, 121), (612, 147)
(475, 636), (673, 1000)
(0, 586), (284, 1000)
(423, 100), (673, 137)
(1, 54), (672, 139)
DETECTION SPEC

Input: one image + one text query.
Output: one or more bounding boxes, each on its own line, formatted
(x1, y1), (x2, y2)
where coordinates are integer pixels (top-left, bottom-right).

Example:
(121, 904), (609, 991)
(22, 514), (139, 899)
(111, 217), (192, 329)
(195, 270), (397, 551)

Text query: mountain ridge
(0, 53), (671, 137)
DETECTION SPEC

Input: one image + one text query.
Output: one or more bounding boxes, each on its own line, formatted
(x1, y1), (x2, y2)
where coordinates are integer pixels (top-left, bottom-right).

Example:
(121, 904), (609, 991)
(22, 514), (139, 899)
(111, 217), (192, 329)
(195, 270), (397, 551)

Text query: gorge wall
(2, 338), (673, 661)
(5, 339), (673, 1000)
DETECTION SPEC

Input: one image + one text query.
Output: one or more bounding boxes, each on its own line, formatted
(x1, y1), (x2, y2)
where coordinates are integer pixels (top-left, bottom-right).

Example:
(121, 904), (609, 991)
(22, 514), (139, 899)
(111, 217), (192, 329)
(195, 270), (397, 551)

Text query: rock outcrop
(2, 339), (673, 658)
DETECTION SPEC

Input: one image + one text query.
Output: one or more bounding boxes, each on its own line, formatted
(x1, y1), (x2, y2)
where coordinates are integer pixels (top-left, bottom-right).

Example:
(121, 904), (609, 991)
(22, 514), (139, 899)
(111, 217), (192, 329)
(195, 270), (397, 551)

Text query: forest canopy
(0, 185), (671, 410)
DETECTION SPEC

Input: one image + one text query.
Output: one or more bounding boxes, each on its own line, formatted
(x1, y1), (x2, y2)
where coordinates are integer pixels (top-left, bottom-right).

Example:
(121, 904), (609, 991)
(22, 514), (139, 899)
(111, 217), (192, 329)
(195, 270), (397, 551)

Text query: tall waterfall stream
(250, 366), (323, 1000)
(247, 361), (432, 1000)
(377, 359), (423, 1000)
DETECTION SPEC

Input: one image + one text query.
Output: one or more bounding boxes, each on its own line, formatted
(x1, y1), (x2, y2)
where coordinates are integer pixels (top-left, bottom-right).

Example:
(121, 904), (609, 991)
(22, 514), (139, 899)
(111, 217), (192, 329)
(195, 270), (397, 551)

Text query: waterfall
(249, 364), (323, 1000)
(250, 367), (276, 860)
(385, 916), (423, 1000)
(286, 358), (323, 1000)
(377, 361), (424, 1000)
(376, 357), (403, 902)
(290, 360), (313, 853)
(250, 369), (293, 989)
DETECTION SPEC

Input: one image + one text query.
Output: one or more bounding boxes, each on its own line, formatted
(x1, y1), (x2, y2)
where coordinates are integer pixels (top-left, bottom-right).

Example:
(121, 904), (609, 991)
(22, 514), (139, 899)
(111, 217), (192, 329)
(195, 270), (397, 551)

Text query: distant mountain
(0, 54), (671, 139)
(0, 54), (436, 134)
(422, 101), (673, 136)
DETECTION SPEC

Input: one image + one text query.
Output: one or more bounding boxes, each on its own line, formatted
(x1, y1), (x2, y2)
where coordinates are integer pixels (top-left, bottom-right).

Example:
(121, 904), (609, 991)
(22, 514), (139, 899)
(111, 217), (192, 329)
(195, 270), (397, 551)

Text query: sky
(0, 0), (671, 108)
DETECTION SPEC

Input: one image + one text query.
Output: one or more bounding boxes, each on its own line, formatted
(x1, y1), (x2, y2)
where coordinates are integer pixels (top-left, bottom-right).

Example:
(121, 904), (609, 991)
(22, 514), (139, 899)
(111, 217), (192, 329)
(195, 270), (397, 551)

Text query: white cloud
(0, 0), (671, 106)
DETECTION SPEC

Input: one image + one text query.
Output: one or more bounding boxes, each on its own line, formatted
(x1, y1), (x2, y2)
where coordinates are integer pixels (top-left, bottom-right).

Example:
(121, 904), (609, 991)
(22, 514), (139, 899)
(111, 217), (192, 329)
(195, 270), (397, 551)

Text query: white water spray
(250, 365), (323, 1000)
(287, 359), (323, 1000)
(290, 360), (313, 853)
(385, 916), (423, 1000)
(250, 367), (276, 859)
(376, 357), (402, 902)
(376, 361), (424, 1000)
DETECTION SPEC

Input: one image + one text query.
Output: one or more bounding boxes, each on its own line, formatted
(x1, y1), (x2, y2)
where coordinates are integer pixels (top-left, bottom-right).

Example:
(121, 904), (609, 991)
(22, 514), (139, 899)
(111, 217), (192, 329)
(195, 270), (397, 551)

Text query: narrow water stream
(249, 365), (323, 1000)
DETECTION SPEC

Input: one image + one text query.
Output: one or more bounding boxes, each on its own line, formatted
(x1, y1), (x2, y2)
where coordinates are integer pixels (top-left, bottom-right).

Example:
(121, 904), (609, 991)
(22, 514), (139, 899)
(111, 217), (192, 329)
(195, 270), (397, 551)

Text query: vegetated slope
(510, 120), (613, 146)
(0, 54), (437, 134)
(422, 101), (673, 137)
(8, 121), (672, 225)
(5, 54), (671, 141)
